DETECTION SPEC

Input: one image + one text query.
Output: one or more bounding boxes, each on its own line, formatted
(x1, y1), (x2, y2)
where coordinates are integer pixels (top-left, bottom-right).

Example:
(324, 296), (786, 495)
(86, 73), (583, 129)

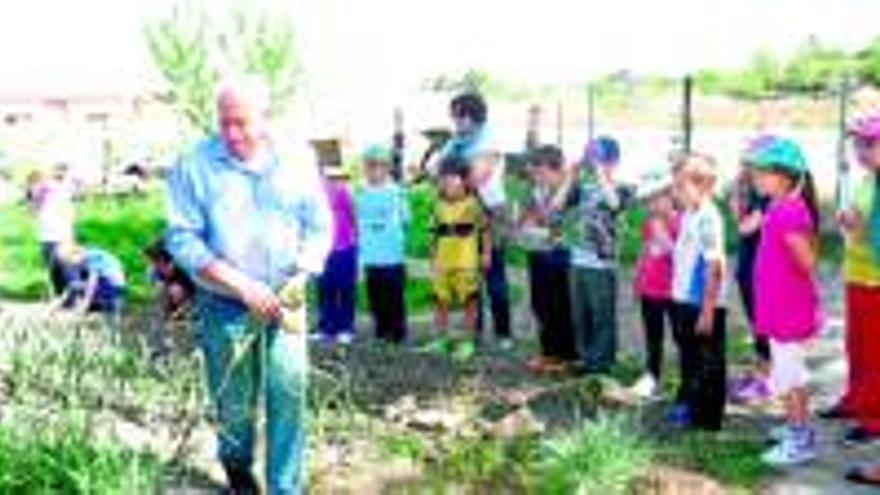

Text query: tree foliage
(144, 0), (301, 133)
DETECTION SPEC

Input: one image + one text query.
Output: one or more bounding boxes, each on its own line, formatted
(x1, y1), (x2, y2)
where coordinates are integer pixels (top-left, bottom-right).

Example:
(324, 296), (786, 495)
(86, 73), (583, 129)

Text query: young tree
(144, 0), (302, 133)
(857, 37), (880, 87)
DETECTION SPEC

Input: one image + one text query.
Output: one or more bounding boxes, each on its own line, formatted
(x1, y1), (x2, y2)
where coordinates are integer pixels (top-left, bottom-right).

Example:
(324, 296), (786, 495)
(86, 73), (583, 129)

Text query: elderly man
(165, 76), (332, 494)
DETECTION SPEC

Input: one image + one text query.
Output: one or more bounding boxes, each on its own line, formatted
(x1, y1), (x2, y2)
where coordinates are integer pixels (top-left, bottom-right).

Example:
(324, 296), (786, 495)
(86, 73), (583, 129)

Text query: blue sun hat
(746, 137), (808, 175)
(362, 143), (393, 165)
(582, 135), (621, 168)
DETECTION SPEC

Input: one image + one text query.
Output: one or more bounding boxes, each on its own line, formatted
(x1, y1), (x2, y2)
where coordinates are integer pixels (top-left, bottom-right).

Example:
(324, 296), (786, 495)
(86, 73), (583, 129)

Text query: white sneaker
(498, 338), (515, 351)
(768, 424), (794, 444)
(630, 373), (658, 399)
(762, 428), (817, 467)
(336, 332), (354, 345)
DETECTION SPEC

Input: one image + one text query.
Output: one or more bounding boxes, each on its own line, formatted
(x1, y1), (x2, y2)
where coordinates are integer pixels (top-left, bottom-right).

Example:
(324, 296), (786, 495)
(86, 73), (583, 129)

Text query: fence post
(587, 82), (596, 144)
(682, 74), (694, 154)
(836, 75), (852, 211)
(392, 106), (405, 182)
(526, 104), (541, 151)
(555, 101), (564, 147)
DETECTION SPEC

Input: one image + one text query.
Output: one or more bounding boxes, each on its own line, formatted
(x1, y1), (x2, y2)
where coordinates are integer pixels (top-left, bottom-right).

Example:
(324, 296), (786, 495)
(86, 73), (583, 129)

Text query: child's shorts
(769, 340), (810, 394)
(434, 269), (480, 305)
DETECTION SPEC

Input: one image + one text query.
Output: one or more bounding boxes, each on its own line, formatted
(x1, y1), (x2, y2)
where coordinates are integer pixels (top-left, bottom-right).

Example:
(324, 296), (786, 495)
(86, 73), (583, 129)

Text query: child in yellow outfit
(424, 158), (491, 360)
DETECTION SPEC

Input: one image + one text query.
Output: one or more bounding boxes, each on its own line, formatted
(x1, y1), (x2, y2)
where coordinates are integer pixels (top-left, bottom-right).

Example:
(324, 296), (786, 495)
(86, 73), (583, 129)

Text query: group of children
(622, 138), (823, 466)
(313, 144), (411, 347)
(308, 86), (826, 467)
(26, 167), (128, 318)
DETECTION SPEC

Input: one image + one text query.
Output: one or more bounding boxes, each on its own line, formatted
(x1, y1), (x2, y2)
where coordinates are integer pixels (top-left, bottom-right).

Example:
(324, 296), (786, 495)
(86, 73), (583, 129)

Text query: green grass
(373, 413), (654, 494)
(0, 316), (205, 494)
(0, 204), (48, 300)
(0, 419), (164, 494)
(657, 431), (772, 488)
(536, 415), (654, 495)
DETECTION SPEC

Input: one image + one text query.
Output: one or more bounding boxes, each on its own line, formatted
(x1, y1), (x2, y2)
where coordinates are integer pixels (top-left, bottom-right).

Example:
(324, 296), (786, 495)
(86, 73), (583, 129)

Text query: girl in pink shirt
(630, 172), (680, 398)
(750, 137), (822, 467)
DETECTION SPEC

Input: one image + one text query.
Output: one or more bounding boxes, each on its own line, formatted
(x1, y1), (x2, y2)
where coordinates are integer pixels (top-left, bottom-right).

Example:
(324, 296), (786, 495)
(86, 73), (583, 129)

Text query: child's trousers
(318, 247), (358, 336)
(842, 284), (880, 432)
(673, 303), (728, 431)
(640, 296), (674, 380)
(570, 266), (618, 373)
(365, 264), (408, 343)
(528, 249), (577, 362)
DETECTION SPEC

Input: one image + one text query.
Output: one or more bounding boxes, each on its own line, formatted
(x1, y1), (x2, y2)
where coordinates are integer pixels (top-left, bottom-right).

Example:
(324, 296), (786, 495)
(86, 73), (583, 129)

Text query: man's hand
(200, 260), (281, 322)
(237, 279), (282, 322)
(696, 306), (714, 336)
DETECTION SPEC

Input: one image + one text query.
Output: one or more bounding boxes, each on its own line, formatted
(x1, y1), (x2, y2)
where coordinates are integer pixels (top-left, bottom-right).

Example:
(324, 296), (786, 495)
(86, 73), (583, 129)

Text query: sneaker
(309, 332), (331, 343)
(768, 424), (794, 444)
(731, 377), (772, 403)
(762, 427), (817, 467)
(666, 404), (691, 427)
(843, 426), (880, 447)
(419, 336), (451, 355)
(630, 373), (658, 399)
(845, 464), (880, 486)
(818, 403), (852, 420)
(452, 339), (477, 362)
(497, 338), (515, 352)
(527, 355), (551, 372)
(336, 332), (355, 345)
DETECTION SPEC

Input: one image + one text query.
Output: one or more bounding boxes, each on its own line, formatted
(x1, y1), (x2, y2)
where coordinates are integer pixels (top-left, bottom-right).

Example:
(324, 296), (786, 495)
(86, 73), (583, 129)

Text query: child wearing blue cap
(356, 145), (410, 344)
(563, 135), (636, 375)
(749, 137), (821, 466)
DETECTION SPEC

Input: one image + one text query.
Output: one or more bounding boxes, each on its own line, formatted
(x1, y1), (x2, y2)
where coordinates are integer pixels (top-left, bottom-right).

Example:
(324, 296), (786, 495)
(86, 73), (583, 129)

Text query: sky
(0, 0), (878, 96)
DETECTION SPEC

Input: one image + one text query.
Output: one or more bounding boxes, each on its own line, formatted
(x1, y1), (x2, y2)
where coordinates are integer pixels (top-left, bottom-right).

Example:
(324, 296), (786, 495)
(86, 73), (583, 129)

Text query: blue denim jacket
(165, 136), (333, 297)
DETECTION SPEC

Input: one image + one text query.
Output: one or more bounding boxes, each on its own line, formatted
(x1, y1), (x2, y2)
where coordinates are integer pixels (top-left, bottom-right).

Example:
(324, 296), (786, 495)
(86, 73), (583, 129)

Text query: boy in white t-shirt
(668, 153), (729, 432)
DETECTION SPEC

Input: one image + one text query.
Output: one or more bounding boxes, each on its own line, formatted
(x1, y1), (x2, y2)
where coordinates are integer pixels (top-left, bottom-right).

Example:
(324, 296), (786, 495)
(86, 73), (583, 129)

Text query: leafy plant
(534, 414), (653, 495)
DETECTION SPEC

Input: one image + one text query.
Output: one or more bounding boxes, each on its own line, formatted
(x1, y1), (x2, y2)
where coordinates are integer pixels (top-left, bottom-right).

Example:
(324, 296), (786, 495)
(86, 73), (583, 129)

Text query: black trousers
(527, 250), (577, 361)
(672, 303), (728, 431)
(476, 247), (512, 340)
(736, 273), (771, 362)
(640, 297), (674, 380)
(366, 265), (408, 343)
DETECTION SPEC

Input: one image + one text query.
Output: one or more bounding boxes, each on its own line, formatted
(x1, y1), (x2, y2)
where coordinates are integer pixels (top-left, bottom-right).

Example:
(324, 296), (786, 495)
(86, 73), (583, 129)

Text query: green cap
(362, 144), (392, 164)
(748, 137), (808, 174)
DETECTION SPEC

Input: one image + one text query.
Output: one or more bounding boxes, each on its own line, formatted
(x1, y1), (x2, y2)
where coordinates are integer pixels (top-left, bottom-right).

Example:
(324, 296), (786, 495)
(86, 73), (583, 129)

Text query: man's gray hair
(215, 74), (272, 114)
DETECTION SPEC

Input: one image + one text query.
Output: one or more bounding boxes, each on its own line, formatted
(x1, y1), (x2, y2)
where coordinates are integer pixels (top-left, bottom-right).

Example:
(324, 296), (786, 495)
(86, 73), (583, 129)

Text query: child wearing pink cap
(828, 115), (880, 452)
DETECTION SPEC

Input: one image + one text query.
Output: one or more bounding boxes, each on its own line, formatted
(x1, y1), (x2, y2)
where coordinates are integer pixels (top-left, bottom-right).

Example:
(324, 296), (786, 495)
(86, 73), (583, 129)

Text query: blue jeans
(317, 247), (358, 336)
(195, 291), (308, 495)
